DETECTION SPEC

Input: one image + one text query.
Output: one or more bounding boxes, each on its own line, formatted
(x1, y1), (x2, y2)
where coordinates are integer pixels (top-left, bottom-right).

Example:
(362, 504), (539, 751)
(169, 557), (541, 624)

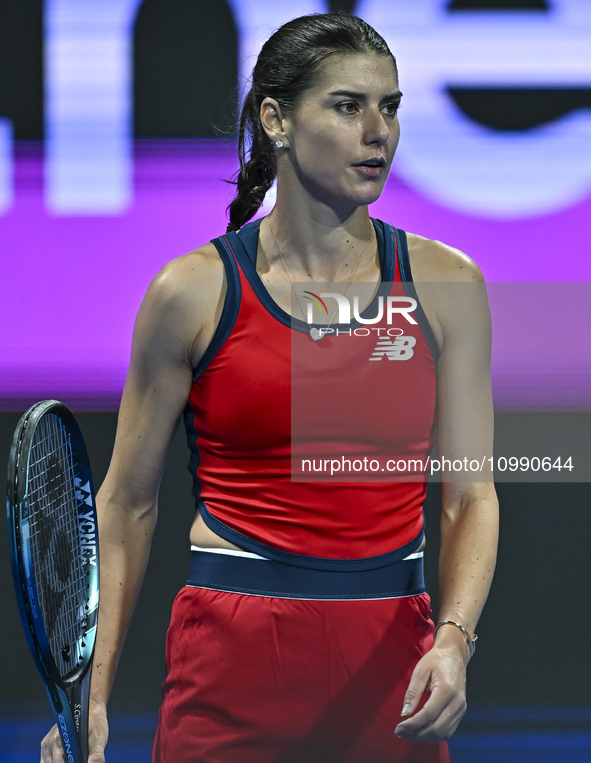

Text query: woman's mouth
(353, 164), (384, 178)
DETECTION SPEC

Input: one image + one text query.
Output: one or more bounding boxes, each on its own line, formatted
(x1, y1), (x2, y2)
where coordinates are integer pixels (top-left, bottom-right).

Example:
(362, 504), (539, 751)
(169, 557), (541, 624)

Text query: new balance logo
(369, 336), (416, 361)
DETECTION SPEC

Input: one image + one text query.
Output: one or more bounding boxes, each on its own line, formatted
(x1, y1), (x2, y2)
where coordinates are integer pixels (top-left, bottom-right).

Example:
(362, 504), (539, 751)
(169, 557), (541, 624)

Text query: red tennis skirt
(151, 552), (451, 763)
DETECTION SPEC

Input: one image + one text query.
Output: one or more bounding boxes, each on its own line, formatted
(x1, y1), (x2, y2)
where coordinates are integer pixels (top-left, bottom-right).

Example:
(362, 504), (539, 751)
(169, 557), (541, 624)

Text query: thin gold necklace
(266, 217), (374, 341)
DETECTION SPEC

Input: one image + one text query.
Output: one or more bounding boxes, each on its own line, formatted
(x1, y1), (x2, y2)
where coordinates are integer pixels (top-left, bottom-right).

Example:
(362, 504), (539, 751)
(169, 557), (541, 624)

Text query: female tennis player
(41, 12), (498, 763)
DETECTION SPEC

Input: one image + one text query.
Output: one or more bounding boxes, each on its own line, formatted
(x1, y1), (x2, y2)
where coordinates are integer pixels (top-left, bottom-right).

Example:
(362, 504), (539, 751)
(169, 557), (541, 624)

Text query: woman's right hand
(40, 701), (109, 763)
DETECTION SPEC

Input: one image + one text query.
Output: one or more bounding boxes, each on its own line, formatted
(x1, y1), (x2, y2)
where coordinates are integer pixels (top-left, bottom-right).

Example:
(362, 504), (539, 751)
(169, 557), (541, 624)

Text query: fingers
(400, 660), (431, 718)
(40, 711), (108, 763)
(395, 682), (467, 742)
(399, 659), (430, 719)
(395, 648), (468, 743)
(40, 725), (65, 763)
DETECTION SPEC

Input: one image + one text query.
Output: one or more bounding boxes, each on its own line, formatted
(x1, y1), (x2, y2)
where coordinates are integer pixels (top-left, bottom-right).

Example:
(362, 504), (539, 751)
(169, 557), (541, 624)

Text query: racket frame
(7, 400), (99, 763)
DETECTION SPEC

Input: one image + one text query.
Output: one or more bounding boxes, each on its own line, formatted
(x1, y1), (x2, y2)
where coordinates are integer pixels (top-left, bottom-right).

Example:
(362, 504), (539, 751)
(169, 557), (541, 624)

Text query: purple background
(1, 139), (590, 410)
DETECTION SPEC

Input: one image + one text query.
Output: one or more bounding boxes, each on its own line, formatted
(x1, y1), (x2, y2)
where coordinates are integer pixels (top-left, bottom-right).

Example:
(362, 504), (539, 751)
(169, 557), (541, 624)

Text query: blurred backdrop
(1, 1), (590, 761)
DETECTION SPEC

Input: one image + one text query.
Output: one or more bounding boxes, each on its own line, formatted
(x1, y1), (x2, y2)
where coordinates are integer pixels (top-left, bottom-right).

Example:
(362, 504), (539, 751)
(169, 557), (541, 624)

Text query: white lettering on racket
(77, 509), (97, 566)
(74, 703), (81, 732)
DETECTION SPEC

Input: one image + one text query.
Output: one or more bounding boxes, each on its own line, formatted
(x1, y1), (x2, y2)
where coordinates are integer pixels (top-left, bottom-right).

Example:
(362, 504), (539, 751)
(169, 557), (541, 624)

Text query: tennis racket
(6, 400), (99, 763)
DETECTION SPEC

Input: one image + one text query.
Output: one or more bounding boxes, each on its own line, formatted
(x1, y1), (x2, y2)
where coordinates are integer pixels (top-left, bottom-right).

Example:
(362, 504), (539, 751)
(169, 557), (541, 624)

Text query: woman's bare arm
(40, 246), (225, 763)
(395, 240), (499, 742)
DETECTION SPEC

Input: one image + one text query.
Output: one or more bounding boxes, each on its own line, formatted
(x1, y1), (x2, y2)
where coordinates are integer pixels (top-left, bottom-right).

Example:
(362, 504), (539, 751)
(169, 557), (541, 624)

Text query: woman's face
(280, 52), (401, 210)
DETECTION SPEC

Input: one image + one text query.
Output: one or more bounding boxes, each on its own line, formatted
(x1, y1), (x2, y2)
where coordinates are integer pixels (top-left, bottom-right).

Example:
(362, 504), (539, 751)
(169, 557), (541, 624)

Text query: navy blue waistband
(187, 550), (425, 600)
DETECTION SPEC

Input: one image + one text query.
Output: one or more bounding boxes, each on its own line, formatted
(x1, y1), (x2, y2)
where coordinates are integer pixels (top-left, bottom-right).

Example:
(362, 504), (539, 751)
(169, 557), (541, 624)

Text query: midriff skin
(189, 511), (427, 554)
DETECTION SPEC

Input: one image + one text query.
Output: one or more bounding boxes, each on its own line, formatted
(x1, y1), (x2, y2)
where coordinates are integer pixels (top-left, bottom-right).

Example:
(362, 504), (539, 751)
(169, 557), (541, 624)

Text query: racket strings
(28, 414), (89, 679)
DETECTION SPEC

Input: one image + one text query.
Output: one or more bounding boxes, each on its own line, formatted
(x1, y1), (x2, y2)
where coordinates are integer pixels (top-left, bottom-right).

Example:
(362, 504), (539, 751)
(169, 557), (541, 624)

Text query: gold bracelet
(435, 620), (478, 657)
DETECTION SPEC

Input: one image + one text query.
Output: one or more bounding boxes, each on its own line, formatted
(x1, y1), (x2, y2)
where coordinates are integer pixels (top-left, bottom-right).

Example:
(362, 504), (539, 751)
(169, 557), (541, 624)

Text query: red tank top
(184, 217), (438, 569)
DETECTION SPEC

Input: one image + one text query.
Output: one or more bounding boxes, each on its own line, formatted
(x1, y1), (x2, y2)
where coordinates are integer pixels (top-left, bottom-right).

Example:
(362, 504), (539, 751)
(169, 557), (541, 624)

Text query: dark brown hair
(226, 13), (395, 232)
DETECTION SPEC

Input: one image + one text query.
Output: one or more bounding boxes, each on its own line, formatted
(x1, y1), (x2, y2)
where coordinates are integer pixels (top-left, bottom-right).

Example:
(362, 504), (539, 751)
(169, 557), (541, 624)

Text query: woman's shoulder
(147, 242), (225, 304)
(404, 231), (484, 284)
(133, 242), (227, 368)
(156, 241), (223, 284)
(136, 242), (226, 344)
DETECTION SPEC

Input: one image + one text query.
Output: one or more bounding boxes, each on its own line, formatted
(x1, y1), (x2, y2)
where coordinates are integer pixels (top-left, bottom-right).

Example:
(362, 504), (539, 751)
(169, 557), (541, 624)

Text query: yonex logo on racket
(75, 477), (93, 507)
(75, 478), (97, 566)
(78, 510), (97, 567)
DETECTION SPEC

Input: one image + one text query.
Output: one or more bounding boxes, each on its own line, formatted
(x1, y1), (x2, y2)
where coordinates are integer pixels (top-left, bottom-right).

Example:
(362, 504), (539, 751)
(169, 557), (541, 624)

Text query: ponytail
(226, 90), (276, 232)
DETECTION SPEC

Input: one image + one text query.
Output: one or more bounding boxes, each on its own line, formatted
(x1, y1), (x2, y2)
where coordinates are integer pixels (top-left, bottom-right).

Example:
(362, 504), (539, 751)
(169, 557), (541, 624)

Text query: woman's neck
(262, 196), (375, 282)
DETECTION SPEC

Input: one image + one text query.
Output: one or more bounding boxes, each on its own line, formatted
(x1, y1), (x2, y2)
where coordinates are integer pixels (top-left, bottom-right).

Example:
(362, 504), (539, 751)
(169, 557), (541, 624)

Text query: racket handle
(49, 683), (84, 763)
(72, 666), (93, 763)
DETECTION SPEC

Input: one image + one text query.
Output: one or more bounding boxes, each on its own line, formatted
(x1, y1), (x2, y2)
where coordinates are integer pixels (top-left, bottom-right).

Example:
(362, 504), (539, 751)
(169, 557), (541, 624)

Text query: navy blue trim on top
(187, 549), (425, 600)
(191, 236), (243, 381)
(184, 401), (202, 504)
(198, 502), (424, 572)
(184, 238), (242, 503)
(395, 228), (440, 362)
(222, 217), (395, 336)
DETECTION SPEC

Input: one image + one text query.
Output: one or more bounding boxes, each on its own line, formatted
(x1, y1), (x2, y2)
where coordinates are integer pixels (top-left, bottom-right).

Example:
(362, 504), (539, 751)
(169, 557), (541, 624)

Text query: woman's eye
(338, 102), (357, 114)
(383, 102), (400, 116)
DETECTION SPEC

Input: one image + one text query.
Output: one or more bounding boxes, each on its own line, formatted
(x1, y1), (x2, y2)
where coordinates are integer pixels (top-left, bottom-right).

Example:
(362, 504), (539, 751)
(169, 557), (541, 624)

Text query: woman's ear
(260, 97), (289, 148)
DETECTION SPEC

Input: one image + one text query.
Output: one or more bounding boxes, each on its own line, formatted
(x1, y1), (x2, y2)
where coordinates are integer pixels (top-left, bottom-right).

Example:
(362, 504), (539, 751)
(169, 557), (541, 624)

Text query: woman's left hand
(394, 641), (468, 742)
